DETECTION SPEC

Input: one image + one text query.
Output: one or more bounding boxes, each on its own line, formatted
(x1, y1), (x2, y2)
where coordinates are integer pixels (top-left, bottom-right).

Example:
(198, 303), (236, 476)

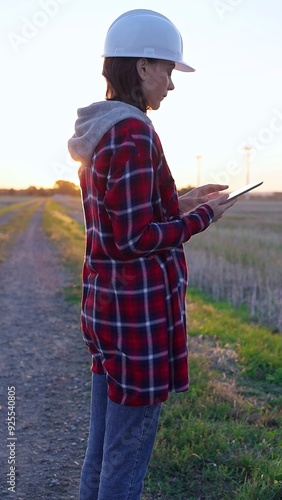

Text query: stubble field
(184, 199), (282, 333)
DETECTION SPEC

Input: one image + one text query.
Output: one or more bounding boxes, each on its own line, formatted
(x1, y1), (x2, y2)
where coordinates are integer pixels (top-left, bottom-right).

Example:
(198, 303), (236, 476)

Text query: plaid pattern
(79, 118), (213, 406)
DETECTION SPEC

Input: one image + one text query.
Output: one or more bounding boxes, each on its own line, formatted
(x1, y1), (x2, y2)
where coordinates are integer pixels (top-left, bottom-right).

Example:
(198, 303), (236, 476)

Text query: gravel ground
(0, 203), (91, 499)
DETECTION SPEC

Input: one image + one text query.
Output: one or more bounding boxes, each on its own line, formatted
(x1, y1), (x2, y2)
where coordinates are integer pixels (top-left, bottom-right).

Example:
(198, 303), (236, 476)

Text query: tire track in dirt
(0, 202), (90, 499)
(0, 201), (36, 227)
(0, 210), (22, 227)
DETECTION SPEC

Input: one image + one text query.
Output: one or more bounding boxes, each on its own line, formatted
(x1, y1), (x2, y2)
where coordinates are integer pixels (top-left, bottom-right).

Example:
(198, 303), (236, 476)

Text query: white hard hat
(102, 9), (195, 73)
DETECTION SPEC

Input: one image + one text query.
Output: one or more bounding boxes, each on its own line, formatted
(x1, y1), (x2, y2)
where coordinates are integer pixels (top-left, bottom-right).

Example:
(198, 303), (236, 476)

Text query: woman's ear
(136, 58), (148, 81)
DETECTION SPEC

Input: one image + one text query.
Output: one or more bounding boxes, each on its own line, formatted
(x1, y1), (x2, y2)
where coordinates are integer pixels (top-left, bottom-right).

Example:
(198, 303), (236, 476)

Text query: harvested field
(184, 200), (282, 332)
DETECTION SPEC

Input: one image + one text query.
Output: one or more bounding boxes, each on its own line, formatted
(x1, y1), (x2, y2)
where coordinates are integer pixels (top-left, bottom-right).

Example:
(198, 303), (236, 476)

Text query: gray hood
(68, 100), (153, 167)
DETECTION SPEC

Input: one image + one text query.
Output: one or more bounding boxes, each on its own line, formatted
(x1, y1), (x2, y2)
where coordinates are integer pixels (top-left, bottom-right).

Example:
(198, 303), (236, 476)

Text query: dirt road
(0, 203), (90, 499)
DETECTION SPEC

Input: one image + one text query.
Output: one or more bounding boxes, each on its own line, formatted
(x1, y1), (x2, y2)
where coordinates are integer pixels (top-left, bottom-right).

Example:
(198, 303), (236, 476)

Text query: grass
(187, 289), (282, 385)
(143, 290), (282, 499)
(42, 198), (85, 302)
(0, 198), (43, 262)
(42, 196), (282, 500)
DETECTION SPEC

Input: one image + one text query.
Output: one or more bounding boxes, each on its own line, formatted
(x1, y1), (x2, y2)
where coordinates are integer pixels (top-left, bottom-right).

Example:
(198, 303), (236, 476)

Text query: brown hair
(102, 57), (156, 113)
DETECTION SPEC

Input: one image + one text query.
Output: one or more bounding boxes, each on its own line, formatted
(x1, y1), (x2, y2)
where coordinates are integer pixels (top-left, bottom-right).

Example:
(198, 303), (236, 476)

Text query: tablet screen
(222, 181), (263, 203)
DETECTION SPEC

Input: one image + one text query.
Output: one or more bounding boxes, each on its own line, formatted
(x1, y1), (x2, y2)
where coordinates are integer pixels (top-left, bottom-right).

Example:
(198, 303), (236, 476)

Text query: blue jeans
(79, 373), (162, 500)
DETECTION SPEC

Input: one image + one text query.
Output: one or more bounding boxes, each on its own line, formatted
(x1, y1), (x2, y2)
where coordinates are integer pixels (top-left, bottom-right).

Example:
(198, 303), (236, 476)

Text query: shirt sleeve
(103, 128), (214, 259)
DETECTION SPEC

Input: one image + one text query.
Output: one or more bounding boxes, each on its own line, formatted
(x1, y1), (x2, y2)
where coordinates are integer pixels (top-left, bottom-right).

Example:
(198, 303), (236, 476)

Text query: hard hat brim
(175, 61), (196, 72)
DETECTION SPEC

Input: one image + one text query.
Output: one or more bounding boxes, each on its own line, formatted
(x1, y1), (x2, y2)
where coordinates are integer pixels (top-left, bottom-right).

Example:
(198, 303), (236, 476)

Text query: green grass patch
(0, 199), (34, 216)
(0, 199), (42, 262)
(143, 290), (282, 499)
(144, 359), (281, 499)
(42, 198), (85, 302)
(187, 289), (282, 385)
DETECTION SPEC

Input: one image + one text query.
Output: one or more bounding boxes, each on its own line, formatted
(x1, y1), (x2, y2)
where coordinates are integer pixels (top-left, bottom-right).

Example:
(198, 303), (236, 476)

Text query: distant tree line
(0, 180), (80, 197)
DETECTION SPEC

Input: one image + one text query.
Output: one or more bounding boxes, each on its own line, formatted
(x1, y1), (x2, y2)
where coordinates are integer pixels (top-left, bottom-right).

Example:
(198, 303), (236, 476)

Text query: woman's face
(138, 59), (175, 110)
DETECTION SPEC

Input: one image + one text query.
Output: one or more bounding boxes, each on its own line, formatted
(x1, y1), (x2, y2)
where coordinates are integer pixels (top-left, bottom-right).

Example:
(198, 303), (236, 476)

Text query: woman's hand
(178, 184), (229, 213)
(206, 193), (237, 222)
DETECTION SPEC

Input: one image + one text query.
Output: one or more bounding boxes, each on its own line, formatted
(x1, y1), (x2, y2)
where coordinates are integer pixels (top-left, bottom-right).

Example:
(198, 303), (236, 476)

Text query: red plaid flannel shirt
(79, 118), (213, 406)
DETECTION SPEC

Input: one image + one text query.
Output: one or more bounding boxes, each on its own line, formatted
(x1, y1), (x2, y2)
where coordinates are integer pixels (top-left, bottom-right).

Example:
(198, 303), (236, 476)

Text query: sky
(0, 0), (282, 193)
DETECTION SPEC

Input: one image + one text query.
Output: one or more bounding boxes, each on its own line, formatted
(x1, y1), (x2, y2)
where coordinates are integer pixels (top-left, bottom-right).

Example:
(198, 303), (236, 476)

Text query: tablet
(222, 181), (263, 203)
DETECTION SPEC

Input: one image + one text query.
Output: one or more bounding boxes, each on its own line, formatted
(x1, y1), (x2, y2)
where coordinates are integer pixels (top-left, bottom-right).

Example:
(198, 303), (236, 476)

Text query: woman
(68, 9), (236, 500)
